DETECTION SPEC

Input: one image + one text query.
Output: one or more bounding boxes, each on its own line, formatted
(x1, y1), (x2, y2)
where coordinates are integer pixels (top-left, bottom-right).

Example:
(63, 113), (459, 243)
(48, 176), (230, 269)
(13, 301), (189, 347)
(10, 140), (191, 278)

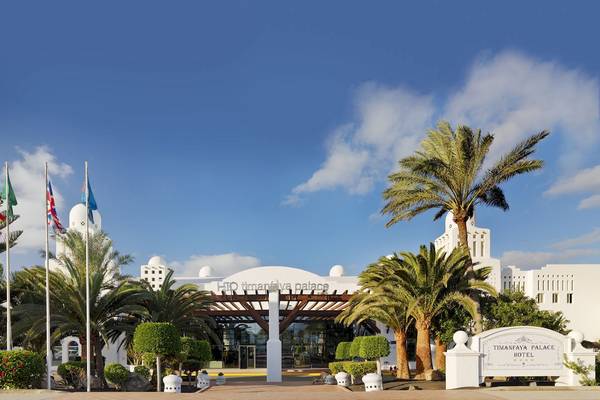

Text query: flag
(0, 170), (17, 222)
(80, 176), (97, 223)
(47, 180), (66, 233)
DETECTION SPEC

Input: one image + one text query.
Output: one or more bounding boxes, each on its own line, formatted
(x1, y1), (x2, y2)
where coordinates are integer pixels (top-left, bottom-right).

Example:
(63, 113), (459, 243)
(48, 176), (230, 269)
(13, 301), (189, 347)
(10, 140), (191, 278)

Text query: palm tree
(0, 215), (23, 253)
(140, 270), (216, 341)
(12, 230), (146, 386)
(384, 244), (495, 373)
(382, 121), (548, 331)
(337, 259), (412, 379)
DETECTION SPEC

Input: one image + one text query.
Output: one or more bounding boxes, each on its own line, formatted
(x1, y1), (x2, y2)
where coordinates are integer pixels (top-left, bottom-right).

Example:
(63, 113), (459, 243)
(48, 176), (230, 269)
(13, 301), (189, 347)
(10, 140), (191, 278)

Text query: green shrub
(133, 322), (181, 356)
(182, 359), (201, 372)
(134, 365), (150, 380)
(359, 336), (390, 360)
(104, 363), (129, 390)
(141, 352), (155, 366)
(181, 337), (212, 364)
(344, 361), (377, 379)
(0, 350), (45, 389)
(335, 342), (352, 361)
(57, 361), (86, 388)
(328, 361), (346, 374)
(349, 336), (365, 359)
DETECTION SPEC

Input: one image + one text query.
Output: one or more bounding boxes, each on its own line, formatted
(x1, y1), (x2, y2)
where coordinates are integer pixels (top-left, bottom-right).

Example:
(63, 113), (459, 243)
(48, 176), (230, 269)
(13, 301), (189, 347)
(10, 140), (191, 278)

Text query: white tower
(140, 256), (169, 290)
(434, 212), (501, 292)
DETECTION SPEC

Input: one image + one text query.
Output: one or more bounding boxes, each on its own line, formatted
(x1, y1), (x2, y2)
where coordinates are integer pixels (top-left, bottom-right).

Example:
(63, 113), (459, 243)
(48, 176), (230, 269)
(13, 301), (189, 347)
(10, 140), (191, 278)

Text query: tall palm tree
(12, 230), (146, 386)
(337, 258), (412, 379)
(384, 244), (495, 373)
(140, 270), (216, 341)
(382, 122), (548, 331)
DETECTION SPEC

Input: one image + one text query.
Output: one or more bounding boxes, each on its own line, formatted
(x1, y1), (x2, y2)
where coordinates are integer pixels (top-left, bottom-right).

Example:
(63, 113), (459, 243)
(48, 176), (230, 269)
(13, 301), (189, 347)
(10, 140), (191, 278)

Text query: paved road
(2, 387), (600, 400)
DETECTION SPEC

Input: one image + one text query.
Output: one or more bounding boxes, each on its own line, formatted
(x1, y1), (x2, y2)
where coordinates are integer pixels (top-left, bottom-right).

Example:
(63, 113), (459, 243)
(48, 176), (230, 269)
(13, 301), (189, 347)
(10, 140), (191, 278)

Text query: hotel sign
(217, 280), (330, 292)
(476, 328), (566, 377)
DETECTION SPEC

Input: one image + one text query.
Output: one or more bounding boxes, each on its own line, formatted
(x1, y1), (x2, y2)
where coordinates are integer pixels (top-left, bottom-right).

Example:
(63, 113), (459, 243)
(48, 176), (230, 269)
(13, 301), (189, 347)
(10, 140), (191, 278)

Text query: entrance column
(266, 289), (282, 382)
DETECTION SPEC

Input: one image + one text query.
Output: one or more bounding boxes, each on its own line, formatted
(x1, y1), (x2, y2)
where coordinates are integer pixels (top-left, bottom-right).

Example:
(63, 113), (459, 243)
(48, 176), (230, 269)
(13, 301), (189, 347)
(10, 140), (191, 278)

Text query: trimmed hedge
(134, 365), (150, 380)
(335, 342), (352, 361)
(133, 322), (181, 356)
(0, 350), (44, 389)
(181, 337), (212, 363)
(345, 361), (377, 379)
(359, 336), (390, 360)
(349, 336), (365, 358)
(105, 363), (129, 390)
(328, 361), (346, 374)
(57, 361), (86, 387)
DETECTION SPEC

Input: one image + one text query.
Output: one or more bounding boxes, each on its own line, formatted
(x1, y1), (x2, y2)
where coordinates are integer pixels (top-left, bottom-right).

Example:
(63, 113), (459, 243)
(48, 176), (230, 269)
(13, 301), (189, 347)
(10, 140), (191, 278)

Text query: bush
(344, 361), (377, 379)
(349, 336), (365, 359)
(104, 363), (129, 390)
(335, 342), (352, 361)
(133, 322), (181, 356)
(182, 359), (201, 372)
(57, 361), (86, 388)
(328, 361), (346, 374)
(359, 336), (390, 360)
(134, 365), (150, 380)
(181, 337), (212, 364)
(0, 350), (45, 389)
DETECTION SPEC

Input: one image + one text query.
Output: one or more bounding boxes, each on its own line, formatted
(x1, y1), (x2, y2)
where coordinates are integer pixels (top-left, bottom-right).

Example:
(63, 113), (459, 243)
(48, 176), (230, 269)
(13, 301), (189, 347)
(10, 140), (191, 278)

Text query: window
(159, 270), (162, 274)
(152, 270), (155, 274)
(552, 293), (558, 303)
(567, 293), (573, 304)
(536, 293), (544, 303)
(144, 270), (148, 275)
(152, 277), (155, 281)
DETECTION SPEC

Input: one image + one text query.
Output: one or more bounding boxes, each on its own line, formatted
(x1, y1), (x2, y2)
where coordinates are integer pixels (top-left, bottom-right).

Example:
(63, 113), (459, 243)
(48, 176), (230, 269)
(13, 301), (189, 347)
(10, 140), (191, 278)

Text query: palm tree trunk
(415, 320), (432, 373)
(456, 216), (483, 334)
(394, 330), (410, 379)
(79, 335), (87, 361)
(434, 336), (446, 371)
(95, 334), (105, 388)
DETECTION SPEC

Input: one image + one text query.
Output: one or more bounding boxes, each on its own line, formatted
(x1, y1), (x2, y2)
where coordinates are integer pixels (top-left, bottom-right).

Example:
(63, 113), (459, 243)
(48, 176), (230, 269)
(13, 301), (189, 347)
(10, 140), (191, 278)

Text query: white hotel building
(139, 212), (600, 373)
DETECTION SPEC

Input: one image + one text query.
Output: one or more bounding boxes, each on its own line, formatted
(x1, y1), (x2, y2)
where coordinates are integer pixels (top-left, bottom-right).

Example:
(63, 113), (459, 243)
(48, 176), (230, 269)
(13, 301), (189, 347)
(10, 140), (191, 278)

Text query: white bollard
(163, 374), (182, 393)
(362, 373), (383, 392)
(196, 371), (210, 389)
(335, 371), (350, 387)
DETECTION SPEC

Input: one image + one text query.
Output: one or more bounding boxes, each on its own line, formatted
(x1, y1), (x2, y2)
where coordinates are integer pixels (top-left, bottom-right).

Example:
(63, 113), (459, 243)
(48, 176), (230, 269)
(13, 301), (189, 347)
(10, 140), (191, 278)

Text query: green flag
(1, 171), (17, 219)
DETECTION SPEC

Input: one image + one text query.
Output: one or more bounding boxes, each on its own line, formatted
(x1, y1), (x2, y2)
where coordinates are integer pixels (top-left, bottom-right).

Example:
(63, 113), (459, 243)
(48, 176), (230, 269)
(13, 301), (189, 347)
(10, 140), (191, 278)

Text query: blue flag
(81, 177), (98, 223)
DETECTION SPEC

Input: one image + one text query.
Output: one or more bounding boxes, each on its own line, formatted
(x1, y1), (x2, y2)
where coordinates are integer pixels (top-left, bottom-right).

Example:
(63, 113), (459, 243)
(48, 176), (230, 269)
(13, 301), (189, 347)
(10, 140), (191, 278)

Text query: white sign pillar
(445, 331), (481, 390)
(557, 331), (596, 386)
(266, 289), (282, 383)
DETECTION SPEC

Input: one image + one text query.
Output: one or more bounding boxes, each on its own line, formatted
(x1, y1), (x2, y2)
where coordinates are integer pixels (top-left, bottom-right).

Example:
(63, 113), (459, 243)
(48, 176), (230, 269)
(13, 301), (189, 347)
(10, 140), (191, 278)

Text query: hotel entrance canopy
(207, 290), (376, 333)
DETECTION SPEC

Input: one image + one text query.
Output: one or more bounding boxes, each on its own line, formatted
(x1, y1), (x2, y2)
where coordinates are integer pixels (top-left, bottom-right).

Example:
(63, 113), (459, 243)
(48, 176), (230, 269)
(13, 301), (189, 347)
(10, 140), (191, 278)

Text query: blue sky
(1, 1), (599, 277)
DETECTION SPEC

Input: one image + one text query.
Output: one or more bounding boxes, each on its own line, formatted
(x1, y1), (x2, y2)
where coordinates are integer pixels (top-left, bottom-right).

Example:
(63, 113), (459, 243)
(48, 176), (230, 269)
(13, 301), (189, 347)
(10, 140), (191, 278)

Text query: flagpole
(85, 161), (91, 392)
(44, 163), (52, 389)
(5, 161), (11, 351)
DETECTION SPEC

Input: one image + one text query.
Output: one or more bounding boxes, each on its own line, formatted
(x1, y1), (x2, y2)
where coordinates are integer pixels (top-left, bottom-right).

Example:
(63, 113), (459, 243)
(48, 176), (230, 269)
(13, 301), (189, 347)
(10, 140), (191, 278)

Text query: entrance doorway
(239, 345), (256, 369)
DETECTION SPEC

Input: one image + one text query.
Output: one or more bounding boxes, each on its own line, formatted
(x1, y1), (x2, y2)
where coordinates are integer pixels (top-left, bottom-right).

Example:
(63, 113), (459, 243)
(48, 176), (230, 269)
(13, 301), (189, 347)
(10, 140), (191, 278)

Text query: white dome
(198, 265), (213, 278)
(148, 255), (166, 267)
(329, 264), (344, 277)
(69, 203), (101, 231)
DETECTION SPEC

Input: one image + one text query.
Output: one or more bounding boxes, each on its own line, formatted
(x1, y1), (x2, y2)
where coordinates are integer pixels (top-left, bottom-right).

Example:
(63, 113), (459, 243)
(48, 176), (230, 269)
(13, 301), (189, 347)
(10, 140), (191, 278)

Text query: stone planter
(196, 371), (210, 389)
(324, 374), (336, 385)
(216, 374), (226, 385)
(335, 371), (350, 387)
(163, 374), (182, 393)
(362, 373), (383, 392)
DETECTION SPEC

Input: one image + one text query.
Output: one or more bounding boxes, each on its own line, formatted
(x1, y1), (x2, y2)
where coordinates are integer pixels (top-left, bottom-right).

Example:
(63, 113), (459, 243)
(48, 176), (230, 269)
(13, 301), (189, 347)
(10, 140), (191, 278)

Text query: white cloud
(5, 147), (73, 252)
(501, 248), (600, 269)
(545, 165), (600, 196)
(446, 51), (599, 171)
(285, 83), (434, 205)
(502, 227), (600, 268)
(170, 252), (261, 277)
(579, 194), (600, 210)
(286, 51), (600, 207)
(552, 227), (600, 250)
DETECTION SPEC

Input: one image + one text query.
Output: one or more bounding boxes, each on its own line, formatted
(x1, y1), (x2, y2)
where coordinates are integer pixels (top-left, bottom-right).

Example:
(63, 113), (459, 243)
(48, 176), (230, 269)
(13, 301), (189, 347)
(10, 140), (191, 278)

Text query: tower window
(536, 293), (544, 303)
(567, 293), (573, 304)
(552, 293), (558, 303)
